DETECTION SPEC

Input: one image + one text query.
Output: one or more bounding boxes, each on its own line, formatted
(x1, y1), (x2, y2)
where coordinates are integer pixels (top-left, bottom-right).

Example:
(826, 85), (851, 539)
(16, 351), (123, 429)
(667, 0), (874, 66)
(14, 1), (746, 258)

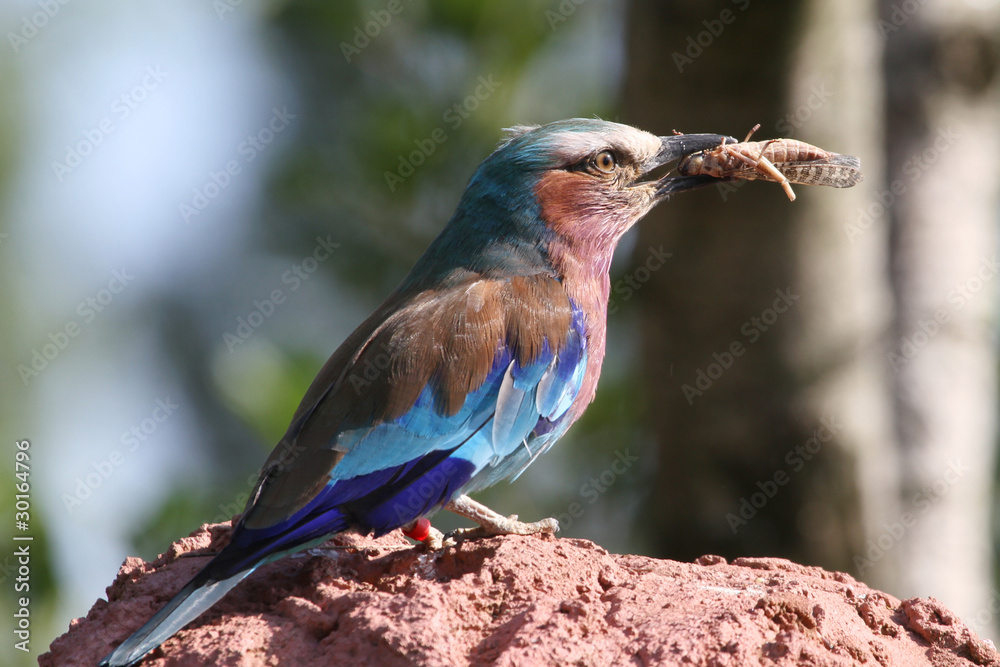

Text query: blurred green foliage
(0, 53), (58, 667)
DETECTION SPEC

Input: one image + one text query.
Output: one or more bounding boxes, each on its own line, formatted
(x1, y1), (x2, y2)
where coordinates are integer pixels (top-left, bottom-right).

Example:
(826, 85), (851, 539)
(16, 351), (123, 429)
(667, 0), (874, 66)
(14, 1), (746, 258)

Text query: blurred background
(1, 0), (998, 663)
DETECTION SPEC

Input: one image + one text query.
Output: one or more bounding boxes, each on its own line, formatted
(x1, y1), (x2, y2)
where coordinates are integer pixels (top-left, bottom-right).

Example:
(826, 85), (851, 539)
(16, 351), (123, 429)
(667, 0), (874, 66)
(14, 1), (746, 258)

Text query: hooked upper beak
(645, 133), (738, 199)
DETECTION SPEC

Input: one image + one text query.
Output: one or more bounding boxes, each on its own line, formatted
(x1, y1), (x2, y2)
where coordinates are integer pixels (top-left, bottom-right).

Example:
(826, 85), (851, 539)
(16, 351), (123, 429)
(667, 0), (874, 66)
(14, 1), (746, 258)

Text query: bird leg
(443, 494), (559, 542)
(401, 517), (453, 551)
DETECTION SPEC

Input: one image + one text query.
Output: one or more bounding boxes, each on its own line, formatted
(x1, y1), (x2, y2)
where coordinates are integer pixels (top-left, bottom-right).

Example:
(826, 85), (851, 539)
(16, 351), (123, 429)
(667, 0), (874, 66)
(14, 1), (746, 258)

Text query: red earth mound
(42, 522), (999, 666)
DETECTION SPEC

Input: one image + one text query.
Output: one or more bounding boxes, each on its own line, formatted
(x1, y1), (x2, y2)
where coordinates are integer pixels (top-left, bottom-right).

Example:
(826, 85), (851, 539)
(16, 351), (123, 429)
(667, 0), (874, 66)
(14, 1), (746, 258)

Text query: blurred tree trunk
(779, 0), (894, 578)
(623, 0), (1000, 636)
(879, 0), (1000, 630)
(622, 1), (880, 572)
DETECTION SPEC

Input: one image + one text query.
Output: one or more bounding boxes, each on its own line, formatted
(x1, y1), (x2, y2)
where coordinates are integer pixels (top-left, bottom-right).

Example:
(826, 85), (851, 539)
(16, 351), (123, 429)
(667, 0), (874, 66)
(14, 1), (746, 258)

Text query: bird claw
(441, 494), (560, 542)
(419, 526), (456, 552)
(415, 515), (560, 552)
(407, 495), (561, 552)
(446, 515), (560, 541)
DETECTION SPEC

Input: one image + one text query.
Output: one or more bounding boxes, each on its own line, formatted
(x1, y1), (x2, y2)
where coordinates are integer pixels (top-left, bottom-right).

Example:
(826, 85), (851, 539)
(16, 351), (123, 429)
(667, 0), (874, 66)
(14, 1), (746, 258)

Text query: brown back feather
(242, 272), (573, 528)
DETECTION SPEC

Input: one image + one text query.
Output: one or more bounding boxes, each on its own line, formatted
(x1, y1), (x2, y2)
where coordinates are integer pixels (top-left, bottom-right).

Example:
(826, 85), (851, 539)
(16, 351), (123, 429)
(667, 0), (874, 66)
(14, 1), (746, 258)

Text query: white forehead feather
(497, 120), (663, 170)
(548, 125), (661, 165)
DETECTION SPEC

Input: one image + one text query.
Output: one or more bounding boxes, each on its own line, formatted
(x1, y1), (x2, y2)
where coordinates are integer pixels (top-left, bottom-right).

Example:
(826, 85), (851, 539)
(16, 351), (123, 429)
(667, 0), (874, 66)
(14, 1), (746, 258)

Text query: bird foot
(446, 517), (559, 542)
(401, 495), (560, 552)
(444, 494), (560, 541)
(402, 518), (456, 551)
(420, 526), (457, 551)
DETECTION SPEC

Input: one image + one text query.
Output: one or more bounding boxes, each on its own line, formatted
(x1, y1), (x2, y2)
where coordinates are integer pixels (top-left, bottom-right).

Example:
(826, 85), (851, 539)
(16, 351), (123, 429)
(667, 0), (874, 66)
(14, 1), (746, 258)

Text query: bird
(99, 118), (733, 666)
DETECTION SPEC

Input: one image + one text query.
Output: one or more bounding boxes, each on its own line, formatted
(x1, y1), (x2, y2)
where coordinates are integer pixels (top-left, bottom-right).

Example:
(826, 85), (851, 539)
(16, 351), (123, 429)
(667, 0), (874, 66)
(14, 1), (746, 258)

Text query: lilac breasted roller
(99, 119), (734, 666)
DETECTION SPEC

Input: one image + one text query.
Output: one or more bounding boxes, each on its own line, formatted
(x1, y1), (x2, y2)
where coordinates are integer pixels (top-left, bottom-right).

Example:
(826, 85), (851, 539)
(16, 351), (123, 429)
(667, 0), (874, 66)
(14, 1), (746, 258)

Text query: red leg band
(402, 517), (431, 542)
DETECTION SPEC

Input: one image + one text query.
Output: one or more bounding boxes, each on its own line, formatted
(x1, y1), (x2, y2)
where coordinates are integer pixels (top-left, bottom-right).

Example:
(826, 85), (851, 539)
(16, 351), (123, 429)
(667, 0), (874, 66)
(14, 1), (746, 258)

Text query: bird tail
(97, 564), (253, 667)
(98, 504), (352, 666)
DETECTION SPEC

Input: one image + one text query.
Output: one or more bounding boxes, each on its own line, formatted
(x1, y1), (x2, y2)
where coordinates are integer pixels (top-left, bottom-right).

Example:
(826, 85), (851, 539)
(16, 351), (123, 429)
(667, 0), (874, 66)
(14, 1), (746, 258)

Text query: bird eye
(593, 150), (617, 173)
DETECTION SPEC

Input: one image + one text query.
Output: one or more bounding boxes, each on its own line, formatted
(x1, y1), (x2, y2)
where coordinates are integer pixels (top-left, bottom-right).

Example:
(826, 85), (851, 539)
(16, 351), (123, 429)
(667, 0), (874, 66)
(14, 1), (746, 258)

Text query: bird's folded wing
(236, 273), (588, 542)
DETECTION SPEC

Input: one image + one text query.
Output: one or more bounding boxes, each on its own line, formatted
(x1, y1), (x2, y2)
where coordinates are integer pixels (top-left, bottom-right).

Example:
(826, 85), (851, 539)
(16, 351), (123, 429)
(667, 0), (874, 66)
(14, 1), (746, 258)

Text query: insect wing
(771, 154), (863, 188)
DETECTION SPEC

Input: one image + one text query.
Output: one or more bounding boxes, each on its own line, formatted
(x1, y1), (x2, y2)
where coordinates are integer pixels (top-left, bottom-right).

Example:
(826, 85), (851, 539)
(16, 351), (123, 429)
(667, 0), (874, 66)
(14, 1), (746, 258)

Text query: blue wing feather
(328, 347), (511, 480)
(192, 295), (589, 594)
(236, 302), (588, 546)
(536, 309), (586, 420)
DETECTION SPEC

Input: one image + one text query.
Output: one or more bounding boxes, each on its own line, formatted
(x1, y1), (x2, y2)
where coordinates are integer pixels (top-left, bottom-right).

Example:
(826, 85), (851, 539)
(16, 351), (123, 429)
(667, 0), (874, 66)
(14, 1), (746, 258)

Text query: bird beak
(646, 133), (738, 199)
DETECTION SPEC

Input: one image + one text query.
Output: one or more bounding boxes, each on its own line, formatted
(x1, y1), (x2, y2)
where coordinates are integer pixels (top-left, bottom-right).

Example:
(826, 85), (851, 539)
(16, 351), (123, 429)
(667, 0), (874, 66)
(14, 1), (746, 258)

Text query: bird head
(407, 119), (733, 285)
(520, 121), (733, 256)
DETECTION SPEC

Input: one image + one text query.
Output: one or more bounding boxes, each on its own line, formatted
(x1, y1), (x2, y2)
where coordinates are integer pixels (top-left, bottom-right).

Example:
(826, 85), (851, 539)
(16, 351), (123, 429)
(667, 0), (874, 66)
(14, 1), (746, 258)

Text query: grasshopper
(676, 124), (863, 201)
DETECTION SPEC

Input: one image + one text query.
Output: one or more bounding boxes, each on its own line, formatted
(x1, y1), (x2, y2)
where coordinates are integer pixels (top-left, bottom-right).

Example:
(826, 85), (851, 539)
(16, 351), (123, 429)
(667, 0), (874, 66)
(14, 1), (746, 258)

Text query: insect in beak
(675, 125), (863, 201)
(648, 132), (739, 199)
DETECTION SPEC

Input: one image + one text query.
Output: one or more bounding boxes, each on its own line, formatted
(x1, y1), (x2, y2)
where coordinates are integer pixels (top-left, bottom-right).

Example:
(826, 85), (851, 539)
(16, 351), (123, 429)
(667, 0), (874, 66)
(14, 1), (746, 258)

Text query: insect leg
(724, 144), (797, 201)
(751, 139), (796, 201)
